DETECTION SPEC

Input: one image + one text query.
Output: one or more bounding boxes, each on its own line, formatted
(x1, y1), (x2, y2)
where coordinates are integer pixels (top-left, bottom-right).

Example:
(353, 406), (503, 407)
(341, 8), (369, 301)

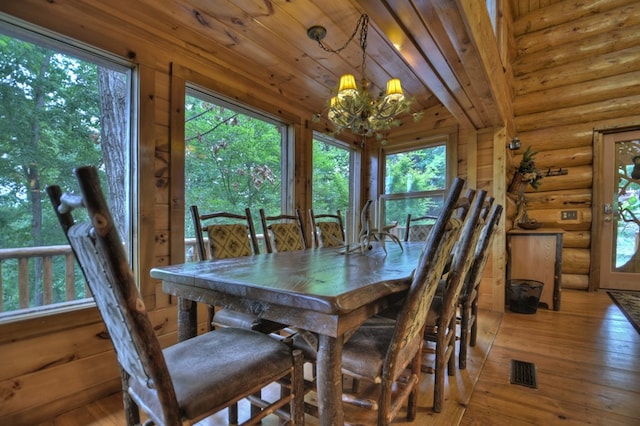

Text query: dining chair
(308, 209), (345, 248)
(335, 177), (465, 425)
(423, 189), (487, 413)
(47, 166), (305, 426)
(403, 213), (437, 242)
(458, 202), (503, 369)
(190, 205), (285, 334)
(259, 208), (308, 253)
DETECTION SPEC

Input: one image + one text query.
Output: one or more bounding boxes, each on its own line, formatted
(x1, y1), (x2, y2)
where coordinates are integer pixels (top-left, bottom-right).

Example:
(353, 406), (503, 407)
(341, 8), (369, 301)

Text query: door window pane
(614, 138), (640, 270)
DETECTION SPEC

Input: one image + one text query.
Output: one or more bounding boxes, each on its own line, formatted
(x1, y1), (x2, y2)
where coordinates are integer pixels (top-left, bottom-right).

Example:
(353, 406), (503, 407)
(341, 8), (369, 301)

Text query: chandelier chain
(315, 14), (369, 77)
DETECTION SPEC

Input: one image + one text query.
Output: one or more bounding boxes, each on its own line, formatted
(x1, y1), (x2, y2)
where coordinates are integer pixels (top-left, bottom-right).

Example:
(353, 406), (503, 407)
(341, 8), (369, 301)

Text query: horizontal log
(513, 24), (640, 77)
(515, 45), (640, 96)
(524, 188), (592, 211)
(526, 165), (592, 192)
(561, 273), (590, 290)
(515, 70), (640, 116)
(515, 2), (640, 56)
(514, 126), (592, 152)
(562, 230), (591, 249)
(514, 117), (640, 152)
(562, 248), (591, 274)
(526, 207), (591, 231)
(515, 95), (640, 132)
(512, 146), (592, 170)
(513, 0), (635, 36)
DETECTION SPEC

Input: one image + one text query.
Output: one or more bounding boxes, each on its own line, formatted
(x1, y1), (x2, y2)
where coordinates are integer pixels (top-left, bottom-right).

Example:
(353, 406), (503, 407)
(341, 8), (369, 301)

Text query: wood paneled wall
(0, 2), (304, 423)
(508, 0), (640, 290)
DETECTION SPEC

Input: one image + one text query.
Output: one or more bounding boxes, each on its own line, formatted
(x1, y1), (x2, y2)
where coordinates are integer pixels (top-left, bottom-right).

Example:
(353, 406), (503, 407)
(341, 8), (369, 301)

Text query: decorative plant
(517, 146), (544, 190)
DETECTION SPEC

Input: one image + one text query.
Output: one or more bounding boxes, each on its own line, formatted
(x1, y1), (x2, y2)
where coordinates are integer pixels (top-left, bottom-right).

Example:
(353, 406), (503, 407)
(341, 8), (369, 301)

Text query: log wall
(508, 0), (640, 290)
(0, 2), (460, 423)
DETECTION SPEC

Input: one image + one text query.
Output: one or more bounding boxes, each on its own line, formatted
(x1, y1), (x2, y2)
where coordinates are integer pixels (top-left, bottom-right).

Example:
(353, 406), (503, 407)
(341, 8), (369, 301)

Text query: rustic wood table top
(151, 241), (424, 425)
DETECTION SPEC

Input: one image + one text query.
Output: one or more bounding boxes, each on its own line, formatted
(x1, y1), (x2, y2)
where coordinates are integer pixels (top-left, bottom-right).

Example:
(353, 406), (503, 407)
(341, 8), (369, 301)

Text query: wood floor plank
(35, 290), (640, 425)
(464, 290), (640, 426)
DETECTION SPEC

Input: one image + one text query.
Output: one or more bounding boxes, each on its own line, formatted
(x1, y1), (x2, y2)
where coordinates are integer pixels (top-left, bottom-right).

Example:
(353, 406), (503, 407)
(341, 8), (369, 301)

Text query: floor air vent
(510, 359), (538, 388)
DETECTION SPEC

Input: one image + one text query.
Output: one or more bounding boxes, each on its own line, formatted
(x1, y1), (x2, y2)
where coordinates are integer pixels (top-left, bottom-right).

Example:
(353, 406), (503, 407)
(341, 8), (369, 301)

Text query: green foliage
(0, 31), (115, 312)
(518, 146), (543, 190)
(312, 140), (350, 215)
(184, 96), (284, 236)
(384, 145), (447, 224)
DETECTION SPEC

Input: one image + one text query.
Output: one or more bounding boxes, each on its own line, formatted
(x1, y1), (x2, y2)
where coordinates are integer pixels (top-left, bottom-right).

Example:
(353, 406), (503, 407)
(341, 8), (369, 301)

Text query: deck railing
(0, 230), (405, 315)
(0, 240), (200, 314)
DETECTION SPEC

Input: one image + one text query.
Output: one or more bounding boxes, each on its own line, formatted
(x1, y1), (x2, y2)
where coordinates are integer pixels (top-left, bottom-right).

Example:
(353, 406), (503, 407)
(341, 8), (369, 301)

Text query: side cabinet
(507, 229), (563, 311)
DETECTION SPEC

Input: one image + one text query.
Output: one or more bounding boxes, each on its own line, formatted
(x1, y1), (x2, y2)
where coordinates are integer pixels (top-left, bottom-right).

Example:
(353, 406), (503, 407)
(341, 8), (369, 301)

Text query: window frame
(378, 133), (457, 230)
(169, 64), (299, 263)
(312, 131), (361, 244)
(0, 14), (137, 321)
(185, 84), (295, 214)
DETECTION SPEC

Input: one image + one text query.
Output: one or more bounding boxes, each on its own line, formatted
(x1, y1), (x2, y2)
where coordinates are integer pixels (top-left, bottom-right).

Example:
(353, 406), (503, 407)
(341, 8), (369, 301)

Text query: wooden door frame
(590, 123), (640, 290)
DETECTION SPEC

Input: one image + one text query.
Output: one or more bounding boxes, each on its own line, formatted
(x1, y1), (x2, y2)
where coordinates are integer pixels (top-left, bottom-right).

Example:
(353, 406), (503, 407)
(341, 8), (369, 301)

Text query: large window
(312, 133), (359, 242)
(380, 142), (448, 233)
(0, 17), (134, 317)
(183, 86), (292, 245)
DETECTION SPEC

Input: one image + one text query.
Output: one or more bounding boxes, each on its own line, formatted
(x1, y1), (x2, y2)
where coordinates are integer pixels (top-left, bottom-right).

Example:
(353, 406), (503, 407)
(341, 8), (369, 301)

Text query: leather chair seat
(130, 327), (294, 419)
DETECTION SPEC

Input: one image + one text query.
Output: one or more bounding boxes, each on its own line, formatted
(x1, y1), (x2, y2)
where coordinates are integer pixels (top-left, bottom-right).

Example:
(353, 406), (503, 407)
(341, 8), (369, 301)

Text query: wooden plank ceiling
(112, 0), (508, 130)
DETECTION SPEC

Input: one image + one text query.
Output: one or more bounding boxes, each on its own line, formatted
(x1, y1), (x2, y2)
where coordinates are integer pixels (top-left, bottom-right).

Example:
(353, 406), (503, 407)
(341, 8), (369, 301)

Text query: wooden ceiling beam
(453, 0), (515, 132)
(356, 0), (476, 130)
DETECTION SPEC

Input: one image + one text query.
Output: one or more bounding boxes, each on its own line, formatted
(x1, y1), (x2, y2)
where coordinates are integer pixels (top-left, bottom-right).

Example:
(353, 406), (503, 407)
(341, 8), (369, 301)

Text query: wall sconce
(509, 137), (522, 150)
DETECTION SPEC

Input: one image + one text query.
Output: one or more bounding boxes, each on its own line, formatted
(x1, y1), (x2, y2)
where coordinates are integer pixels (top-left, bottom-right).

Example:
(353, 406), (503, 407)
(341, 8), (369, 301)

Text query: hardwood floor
(35, 290), (639, 425)
(463, 289), (640, 425)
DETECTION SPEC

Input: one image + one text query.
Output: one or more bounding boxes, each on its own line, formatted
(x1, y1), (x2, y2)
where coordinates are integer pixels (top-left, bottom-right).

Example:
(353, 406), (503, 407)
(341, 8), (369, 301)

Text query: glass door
(599, 130), (640, 290)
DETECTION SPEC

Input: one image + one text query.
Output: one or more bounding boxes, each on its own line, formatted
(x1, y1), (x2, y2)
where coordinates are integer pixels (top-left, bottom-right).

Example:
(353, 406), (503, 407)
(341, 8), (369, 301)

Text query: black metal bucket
(508, 279), (544, 314)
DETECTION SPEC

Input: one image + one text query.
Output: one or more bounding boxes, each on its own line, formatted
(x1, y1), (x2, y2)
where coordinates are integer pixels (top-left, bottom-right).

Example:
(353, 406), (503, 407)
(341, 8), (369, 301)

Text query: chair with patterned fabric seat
(190, 205), (284, 333)
(259, 208), (308, 253)
(191, 205), (287, 424)
(403, 213), (438, 242)
(308, 209), (345, 248)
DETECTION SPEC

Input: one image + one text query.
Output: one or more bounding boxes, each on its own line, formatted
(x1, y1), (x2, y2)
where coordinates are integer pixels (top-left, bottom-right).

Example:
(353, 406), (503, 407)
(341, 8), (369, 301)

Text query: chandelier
(308, 14), (415, 139)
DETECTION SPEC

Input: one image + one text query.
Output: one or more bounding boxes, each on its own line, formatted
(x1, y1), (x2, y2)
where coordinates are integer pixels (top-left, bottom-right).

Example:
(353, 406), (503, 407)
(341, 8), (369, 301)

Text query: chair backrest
(403, 214), (437, 242)
(190, 205), (260, 260)
(481, 196), (495, 221)
(384, 177), (465, 380)
(439, 189), (488, 320)
(460, 203), (503, 300)
(46, 166), (182, 422)
(259, 208), (308, 253)
(308, 209), (345, 248)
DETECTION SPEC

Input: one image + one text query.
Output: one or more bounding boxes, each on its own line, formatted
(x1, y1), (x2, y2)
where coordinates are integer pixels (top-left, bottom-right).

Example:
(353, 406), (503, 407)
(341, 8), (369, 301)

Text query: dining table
(150, 241), (424, 425)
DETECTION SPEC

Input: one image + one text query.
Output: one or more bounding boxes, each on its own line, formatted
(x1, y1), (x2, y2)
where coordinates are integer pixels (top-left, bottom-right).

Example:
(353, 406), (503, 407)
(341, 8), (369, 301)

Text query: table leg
(177, 297), (197, 341)
(316, 333), (344, 426)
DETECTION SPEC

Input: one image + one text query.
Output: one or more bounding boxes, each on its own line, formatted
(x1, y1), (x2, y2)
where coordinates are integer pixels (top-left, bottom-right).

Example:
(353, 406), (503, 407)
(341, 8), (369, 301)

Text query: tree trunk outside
(97, 68), (128, 238)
